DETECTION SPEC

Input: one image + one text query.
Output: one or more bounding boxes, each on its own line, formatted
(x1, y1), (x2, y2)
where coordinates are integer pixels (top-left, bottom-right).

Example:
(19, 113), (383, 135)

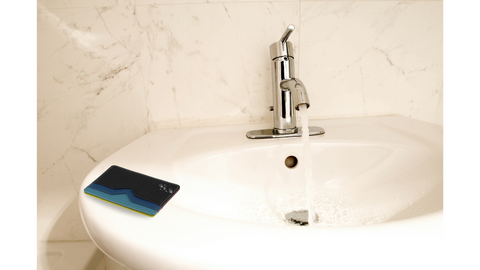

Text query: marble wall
(37, 0), (442, 243)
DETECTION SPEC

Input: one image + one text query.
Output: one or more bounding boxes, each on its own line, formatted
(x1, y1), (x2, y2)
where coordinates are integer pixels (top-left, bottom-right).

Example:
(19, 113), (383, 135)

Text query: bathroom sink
(79, 115), (443, 270)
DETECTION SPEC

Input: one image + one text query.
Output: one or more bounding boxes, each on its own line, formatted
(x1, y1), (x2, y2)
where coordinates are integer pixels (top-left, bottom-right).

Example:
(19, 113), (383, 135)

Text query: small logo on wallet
(159, 183), (173, 193)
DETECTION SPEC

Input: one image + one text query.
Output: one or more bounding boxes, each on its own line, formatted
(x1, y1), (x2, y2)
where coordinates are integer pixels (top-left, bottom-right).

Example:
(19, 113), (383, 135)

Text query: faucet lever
(279, 24), (295, 43)
(270, 24), (295, 60)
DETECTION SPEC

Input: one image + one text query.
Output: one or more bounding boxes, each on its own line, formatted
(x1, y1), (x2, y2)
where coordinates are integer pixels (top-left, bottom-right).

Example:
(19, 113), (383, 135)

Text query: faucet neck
(271, 55), (297, 133)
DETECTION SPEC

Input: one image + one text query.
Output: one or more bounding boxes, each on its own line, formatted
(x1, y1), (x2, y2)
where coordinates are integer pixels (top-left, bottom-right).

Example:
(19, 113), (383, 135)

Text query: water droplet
(169, 188), (173, 193)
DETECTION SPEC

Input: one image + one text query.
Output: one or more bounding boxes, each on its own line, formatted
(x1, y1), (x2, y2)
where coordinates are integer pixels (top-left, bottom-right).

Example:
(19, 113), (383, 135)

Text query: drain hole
(285, 156), (298, 169)
(285, 210), (319, 226)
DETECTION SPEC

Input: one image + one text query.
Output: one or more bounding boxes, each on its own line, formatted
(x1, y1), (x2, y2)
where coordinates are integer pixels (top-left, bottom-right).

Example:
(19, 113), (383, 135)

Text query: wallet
(84, 165), (180, 217)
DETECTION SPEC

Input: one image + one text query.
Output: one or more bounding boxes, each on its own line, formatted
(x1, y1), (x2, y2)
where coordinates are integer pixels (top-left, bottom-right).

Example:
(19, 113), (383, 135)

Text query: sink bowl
(79, 115), (443, 270)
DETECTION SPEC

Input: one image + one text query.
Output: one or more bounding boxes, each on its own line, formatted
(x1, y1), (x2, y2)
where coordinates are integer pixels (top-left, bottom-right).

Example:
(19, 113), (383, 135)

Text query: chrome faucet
(246, 24), (325, 139)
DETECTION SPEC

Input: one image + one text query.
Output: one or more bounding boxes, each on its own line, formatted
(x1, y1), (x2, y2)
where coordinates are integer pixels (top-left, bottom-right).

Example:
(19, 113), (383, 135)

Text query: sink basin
(79, 115), (443, 270)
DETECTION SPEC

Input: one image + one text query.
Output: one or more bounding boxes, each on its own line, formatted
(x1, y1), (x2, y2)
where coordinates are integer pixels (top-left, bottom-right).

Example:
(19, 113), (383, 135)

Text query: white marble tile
(37, 0), (298, 9)
(299, 1), (443, 123)
(135, 0), (295, 5)
(302, 0), (441, 1)
(38, 0), (136, 9)
(136, 2), (299, 129)
(37, 6), (148, 241)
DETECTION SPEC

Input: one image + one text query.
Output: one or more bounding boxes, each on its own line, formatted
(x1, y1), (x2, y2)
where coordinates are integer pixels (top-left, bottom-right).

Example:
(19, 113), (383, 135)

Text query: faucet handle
(270, 24), (296, 60)
(279, 25), (295, 43)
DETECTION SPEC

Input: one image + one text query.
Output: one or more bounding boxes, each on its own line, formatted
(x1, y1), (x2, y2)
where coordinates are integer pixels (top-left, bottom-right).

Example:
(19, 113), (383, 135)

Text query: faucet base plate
(246, 126), (325, 139)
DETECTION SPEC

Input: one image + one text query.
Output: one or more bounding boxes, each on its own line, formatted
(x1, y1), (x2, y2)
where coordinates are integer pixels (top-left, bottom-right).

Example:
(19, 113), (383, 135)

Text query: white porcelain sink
(79, 115), (443, 270)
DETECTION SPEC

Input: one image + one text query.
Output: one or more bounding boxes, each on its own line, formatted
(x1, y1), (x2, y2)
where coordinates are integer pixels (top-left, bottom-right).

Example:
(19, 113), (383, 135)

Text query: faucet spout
(280, 78), (310, 111)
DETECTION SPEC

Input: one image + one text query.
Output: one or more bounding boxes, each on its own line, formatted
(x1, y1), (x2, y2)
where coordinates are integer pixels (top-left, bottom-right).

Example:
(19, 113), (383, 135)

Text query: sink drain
(285, 210), (318, 226)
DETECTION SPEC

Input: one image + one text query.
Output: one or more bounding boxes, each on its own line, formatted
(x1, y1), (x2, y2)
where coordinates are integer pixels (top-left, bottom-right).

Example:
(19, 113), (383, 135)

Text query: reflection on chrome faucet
(280, 78), (310, 111)
(246, 24), (325, 139)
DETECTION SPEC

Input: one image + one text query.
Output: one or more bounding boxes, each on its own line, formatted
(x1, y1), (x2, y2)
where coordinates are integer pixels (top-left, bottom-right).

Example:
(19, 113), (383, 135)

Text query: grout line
(297, 0), (301, 78)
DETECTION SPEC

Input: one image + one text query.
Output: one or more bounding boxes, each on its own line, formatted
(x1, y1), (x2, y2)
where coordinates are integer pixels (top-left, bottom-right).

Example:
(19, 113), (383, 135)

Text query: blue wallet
(84, 165), (180, 217)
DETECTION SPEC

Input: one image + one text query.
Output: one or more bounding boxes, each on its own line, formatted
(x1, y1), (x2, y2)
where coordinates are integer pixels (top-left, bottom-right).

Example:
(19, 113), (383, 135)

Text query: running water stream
(298, 104), (316, 225)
